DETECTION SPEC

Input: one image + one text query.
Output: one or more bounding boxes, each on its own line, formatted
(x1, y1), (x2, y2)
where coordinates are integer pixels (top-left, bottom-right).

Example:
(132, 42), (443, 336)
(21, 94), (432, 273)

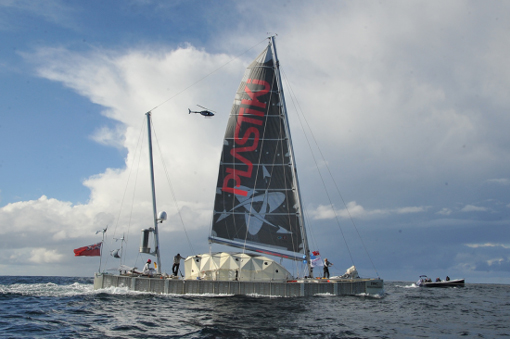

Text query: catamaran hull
(94, 273), (384, 297)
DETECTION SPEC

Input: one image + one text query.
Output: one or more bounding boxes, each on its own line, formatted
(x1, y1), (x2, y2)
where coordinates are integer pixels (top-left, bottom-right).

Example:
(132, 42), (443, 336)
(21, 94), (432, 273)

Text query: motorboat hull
(417, 278), (465, 288)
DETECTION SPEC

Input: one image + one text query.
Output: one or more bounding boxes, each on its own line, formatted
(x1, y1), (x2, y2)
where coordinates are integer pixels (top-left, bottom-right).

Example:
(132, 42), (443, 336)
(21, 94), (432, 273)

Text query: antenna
(96, 225), (108, 272)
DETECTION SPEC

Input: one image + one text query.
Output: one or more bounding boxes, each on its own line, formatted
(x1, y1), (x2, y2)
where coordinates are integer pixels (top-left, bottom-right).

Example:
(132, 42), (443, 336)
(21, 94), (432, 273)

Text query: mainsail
(210, 38), (308, 261)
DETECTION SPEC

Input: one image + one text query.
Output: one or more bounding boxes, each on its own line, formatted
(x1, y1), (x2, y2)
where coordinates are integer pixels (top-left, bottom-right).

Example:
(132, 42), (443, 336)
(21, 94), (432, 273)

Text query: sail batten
(211, 40), (306, 261)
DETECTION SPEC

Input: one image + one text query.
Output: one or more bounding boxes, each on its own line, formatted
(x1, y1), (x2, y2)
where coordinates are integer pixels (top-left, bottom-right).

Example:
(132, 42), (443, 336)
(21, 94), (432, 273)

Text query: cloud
(90, 125), (126, 149)
(466, 243), (510, 249)
(2, 44), (244, 275)
(311, 202), (365, 220)
(396, 206), (430, 214)
(437, 208), (452, 216)
(474, 258), (510, 272)
(310, 201), (429, 220)
(28, 248), (64, 264)
(2, 1), (510, 281)
(461, 205), (489, 212)
(460, 242), (510, 273)
(0, 195), (89, 237)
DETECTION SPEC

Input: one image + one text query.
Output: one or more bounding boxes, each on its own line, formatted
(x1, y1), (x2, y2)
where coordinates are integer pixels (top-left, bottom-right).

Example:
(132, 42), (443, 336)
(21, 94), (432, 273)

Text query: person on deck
(172, 253), (185, 276)
(323, 258), (333, 279)
(143, 259), (152, 275)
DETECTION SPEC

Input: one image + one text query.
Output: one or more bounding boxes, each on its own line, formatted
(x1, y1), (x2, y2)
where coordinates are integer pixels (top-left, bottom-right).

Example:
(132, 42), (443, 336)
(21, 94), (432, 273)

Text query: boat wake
(396, 283), (419, 288)
(0, 281), (94, 297)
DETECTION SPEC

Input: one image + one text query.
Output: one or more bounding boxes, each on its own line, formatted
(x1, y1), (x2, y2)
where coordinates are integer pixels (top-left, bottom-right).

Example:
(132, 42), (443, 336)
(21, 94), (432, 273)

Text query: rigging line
(265, 93), (299, 269)
(274, 73), (300, 275)
(317, 152), (381, 276)
(216, 136), (231, 241)
(113, 118), (146, 267)
(150, 117), (196, 255)
(280, 68), (356, 267)
(124, 122), (146, 265)
(258, 74), (298, 257)
(270, 43), (305, 274)
(281, 69), (380, 278)
(299, 167), (322, 258)
(303, 116), (381, 277)
(103, 116), (146, 269)
(275, 85), (321, 260)
(277, 113), (299, 275)
(301, 197), (319, 255)
(148, 38), (269, 114)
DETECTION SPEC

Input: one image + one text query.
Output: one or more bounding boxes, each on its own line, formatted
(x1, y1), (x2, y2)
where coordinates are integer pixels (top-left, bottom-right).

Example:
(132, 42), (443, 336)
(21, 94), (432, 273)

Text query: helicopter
(188, 104), (216, 117)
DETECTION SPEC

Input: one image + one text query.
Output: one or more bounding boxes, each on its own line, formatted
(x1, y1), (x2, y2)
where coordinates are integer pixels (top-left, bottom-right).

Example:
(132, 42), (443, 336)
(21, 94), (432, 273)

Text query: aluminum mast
(146, 111), (162, 274)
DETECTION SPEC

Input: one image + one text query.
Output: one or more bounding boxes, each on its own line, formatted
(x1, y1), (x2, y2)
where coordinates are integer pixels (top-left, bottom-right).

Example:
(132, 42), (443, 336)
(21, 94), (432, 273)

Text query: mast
(146, 111), (162, 274)
(269, 36), (312, 277)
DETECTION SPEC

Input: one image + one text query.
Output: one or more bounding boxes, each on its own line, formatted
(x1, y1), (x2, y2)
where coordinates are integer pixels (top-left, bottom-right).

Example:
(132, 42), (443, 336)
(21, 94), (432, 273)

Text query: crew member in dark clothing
(172, 253), (185, 276)
(323, 258), (333, 279)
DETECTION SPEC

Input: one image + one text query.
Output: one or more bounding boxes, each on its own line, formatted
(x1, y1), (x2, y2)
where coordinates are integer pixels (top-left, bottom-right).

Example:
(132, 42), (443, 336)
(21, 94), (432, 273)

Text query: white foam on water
(0, 282), (95, 297)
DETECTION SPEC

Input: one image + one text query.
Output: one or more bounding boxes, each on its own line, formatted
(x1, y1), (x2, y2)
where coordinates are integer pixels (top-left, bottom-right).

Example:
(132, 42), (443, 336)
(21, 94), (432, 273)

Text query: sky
(1, 0), (509, 284)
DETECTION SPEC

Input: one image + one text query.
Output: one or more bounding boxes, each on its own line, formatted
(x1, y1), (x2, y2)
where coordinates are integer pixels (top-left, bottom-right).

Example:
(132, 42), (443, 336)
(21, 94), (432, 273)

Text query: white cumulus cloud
(29, 248), (64, 264)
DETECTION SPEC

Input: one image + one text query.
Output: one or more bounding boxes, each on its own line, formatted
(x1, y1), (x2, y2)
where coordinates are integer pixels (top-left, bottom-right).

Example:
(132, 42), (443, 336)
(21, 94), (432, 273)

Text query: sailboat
(94, 37), (384, 296)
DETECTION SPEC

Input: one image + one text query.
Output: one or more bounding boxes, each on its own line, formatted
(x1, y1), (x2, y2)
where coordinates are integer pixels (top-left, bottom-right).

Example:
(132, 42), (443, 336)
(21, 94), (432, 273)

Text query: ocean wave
(0, 281), (94, 297)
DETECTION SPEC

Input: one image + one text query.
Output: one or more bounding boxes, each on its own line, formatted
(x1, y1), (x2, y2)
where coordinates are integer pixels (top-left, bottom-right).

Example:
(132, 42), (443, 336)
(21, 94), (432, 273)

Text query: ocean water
(0, 276), (508, 338)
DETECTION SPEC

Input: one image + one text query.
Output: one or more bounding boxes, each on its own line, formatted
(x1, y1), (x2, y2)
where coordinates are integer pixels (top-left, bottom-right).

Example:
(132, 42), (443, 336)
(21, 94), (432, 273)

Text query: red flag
(312, 251), (320, 256)
(74, 242), (102, 257)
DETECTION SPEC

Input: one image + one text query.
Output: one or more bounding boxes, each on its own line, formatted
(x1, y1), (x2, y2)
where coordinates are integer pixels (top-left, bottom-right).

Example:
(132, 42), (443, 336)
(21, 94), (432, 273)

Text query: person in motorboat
(172, 253), (185, 277)
(323, 258), (333, 279)
(446, 276), (450, 281)
(436, 277), (441, 282)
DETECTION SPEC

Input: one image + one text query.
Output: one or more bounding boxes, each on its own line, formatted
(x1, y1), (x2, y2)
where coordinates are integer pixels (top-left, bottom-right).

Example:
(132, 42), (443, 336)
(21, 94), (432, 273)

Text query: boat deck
(94, 273), (384, 297)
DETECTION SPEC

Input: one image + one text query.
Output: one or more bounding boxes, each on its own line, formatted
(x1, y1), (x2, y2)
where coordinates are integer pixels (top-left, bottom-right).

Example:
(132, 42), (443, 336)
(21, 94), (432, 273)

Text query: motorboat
(416, 275), (465, 287)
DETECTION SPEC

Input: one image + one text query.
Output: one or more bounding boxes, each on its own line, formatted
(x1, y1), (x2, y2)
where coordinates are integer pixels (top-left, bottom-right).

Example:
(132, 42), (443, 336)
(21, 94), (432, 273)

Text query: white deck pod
(184, 252), (292, 282)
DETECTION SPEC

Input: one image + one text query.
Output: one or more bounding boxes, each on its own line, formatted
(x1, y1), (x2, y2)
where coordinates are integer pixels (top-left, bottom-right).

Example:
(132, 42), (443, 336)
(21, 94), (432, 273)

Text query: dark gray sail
(209, 42), (305, 260)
